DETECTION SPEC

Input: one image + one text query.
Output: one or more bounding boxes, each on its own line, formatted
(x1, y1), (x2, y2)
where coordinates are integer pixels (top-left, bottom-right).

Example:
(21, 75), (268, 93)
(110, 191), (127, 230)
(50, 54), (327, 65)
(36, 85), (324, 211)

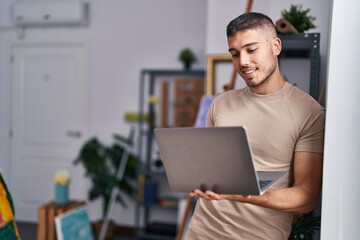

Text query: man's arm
(189, 151), (323, 215)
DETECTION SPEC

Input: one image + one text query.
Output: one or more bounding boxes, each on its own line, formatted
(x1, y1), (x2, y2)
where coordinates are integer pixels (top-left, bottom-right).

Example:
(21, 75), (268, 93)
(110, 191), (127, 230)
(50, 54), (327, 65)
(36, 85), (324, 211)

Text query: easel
(175, 2), (254, 239)
(175, 195), (195, 240)
(98, 127), (135, 240)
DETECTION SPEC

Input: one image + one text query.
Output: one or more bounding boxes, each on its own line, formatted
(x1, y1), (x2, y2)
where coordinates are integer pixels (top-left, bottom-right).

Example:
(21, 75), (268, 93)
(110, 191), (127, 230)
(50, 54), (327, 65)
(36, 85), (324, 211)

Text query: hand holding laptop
(154, 126), (287, 195)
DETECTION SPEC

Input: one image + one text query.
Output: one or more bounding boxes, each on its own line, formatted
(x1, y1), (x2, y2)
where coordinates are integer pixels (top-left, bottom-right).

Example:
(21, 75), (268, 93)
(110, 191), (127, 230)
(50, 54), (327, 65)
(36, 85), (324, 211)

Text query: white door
(10, 43), (88, 221)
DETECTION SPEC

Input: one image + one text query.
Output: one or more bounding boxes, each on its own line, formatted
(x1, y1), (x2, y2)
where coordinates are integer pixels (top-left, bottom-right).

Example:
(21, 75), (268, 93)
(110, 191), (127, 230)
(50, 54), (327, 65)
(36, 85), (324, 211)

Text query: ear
(273, 37), (282, 56)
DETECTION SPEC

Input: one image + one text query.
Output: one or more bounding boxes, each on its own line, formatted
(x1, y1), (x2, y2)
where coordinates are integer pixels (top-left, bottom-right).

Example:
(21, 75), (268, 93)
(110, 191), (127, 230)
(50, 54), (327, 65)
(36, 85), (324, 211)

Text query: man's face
(227, 29), (281, 91)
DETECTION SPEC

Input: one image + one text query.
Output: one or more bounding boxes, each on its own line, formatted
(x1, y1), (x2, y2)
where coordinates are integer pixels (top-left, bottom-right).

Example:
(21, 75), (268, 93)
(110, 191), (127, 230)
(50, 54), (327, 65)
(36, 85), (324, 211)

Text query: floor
(17, 221), (136, 240)
(17, 222), (37, 240)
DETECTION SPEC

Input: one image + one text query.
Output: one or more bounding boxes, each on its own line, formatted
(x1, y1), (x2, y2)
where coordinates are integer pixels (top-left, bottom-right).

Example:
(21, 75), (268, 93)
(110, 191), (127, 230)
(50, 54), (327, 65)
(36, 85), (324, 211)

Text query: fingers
(189, 190), (251, 202)
(189, 189), (222, 200)
(206, 190), (222, 200)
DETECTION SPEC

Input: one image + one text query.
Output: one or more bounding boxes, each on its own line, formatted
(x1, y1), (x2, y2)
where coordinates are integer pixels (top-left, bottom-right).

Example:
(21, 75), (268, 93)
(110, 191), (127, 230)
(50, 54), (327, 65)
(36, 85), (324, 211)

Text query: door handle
(66, 131), (82, 138)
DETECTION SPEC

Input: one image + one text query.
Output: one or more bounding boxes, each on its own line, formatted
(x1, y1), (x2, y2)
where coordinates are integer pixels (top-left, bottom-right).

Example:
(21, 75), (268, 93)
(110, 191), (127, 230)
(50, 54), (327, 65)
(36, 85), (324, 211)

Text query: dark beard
(246, 61), (277, 88)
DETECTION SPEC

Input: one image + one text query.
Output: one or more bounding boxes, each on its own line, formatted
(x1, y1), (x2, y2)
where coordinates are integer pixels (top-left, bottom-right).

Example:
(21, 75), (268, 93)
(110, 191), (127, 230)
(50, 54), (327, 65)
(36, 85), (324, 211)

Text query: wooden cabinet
(37, 200), (86, 240)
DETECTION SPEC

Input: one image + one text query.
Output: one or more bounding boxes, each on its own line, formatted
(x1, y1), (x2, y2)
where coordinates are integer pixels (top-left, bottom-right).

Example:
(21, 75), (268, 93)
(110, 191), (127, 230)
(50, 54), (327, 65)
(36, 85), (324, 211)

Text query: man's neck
(249, 71), (286, 95)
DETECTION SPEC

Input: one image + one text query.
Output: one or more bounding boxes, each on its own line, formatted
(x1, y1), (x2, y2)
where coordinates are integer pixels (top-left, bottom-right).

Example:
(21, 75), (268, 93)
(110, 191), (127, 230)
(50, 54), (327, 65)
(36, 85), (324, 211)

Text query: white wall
(321, 0), (360, 239)
(88, 0), (207, 139)
(0, 0), (207, 226)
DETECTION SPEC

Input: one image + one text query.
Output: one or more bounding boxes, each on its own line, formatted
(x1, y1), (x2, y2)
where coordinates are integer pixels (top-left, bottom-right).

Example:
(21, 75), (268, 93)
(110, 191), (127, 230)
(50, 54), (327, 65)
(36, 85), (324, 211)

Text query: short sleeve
(295, 109), (326, 153)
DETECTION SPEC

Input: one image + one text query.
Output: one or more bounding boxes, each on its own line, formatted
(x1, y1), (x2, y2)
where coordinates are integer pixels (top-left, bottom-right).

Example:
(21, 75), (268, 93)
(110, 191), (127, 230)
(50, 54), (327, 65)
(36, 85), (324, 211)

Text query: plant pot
(183, 62), (192, 70)
(93, 220), (115, 240)
(55, 183), (69, 205)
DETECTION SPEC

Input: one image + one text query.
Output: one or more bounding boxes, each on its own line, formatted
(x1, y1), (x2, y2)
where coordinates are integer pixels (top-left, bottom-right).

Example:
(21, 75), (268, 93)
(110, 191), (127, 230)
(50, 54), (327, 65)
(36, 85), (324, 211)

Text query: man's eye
(231, 53), (240, 58)
(248, 48), (257, 53)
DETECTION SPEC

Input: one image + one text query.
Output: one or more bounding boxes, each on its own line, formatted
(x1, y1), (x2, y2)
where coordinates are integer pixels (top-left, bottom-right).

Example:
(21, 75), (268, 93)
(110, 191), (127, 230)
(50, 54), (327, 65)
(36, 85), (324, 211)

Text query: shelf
(136, 230), (175, 240)
(278, 33), (320, 101)
(136, 221), (177, 240)
(137, 166), (166, 176)
(135, 68), (206, 239)
(138, 202), (178, 209)
(279, 33), (319, 51)
(137, 197), (179, 209)
(141, 68), (205, 77)
(135, 204), (178, 239)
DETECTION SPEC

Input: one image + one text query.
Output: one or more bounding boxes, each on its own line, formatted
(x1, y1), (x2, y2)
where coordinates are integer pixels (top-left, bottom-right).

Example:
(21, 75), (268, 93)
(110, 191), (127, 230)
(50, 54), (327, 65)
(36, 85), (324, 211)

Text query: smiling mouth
(242, 68), (256, 77)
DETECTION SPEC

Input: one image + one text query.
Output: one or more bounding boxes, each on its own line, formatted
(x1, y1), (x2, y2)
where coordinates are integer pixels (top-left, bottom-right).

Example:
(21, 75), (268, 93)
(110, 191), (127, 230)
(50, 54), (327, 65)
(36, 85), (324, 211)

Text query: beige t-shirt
(186, 82), (325, 240)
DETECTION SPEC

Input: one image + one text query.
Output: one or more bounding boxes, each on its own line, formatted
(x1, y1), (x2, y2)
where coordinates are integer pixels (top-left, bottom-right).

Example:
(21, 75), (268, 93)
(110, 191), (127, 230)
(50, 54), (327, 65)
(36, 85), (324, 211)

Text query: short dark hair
(226, 12), (276, 38)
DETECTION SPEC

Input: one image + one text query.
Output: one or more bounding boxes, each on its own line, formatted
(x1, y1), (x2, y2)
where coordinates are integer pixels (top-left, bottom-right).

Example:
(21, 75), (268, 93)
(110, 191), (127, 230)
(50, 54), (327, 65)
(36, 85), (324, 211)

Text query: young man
(186, 12), (325, 239)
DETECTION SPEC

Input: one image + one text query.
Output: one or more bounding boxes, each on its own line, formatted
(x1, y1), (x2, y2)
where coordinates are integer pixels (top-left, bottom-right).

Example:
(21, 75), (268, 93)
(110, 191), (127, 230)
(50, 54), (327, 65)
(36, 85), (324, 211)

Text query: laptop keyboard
(259, 180), (272, 189)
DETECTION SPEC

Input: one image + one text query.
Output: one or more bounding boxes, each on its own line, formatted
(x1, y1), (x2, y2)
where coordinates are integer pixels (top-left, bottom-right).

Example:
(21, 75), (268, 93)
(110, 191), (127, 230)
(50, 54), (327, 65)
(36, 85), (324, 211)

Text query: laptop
(153, 126), (288, 195)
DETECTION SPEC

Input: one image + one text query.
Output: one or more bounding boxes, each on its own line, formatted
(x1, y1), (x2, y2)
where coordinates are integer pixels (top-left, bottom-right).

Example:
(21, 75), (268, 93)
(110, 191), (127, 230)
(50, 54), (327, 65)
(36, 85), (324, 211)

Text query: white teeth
(244, 69), (255, 74)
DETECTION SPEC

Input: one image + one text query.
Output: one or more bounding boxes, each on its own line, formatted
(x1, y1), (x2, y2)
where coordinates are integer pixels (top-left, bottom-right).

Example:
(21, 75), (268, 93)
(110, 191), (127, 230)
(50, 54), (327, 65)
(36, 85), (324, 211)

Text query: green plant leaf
(288, 212), (321, 240)
(178, 48), (197, 63)
(74, 133), (138, 219)
(281, 4), (316, 32)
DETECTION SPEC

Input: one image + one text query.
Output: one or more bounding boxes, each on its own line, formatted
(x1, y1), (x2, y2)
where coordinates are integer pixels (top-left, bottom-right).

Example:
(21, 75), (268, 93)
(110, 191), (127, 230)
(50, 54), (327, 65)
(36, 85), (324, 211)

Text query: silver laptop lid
(154, 126), (267, 195)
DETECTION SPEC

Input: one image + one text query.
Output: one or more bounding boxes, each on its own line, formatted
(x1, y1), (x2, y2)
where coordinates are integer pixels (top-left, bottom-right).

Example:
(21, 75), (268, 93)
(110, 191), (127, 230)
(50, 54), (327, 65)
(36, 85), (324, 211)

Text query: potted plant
(289, 211), (321, 240)
(281, 4), (316, 33)
(178, 48), (197, 70)
(73, 133), (137, 238)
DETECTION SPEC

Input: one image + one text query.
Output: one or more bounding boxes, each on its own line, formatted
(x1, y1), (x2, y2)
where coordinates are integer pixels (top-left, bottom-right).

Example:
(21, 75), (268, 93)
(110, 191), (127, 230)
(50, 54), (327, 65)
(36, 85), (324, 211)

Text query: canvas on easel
(194, 95), (214, 128)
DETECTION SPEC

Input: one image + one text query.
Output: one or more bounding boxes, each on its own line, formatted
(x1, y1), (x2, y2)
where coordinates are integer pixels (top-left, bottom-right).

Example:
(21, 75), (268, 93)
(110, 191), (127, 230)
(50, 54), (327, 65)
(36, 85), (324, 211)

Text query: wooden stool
(37, 200), (86, 240)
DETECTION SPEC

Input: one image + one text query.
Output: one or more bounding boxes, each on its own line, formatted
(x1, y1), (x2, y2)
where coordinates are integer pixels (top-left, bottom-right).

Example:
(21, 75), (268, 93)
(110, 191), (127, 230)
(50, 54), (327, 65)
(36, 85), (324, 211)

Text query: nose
(239, 53), (250, 67)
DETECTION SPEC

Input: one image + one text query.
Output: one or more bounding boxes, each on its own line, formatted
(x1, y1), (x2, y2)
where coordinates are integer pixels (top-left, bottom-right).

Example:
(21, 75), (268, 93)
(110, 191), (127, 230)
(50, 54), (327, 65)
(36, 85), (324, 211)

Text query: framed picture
(55, 206), (94, 240)
(206, 54), (231, 96)
(206, 54), (246, 96)
(194, 95), (214, 128)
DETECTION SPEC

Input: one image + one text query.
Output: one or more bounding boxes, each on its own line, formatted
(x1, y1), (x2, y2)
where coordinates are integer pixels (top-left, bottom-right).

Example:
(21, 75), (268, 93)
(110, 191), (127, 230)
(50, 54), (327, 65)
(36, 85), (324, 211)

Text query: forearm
(228, 185), (319, 215)
(191, 181), (321, 215)
(237, 152), (323, 214)
(190, 152), (323, 214)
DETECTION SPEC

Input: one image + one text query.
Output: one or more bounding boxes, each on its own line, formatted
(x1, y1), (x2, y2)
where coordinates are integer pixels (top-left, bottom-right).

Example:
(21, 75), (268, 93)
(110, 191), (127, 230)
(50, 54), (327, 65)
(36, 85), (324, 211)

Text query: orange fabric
(0, 173), (20, 239)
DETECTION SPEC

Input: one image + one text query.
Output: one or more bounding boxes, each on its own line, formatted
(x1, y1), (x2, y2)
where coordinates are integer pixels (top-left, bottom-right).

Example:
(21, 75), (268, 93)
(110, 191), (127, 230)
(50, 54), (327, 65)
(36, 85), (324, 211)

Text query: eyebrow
(228, 41), (260, 52)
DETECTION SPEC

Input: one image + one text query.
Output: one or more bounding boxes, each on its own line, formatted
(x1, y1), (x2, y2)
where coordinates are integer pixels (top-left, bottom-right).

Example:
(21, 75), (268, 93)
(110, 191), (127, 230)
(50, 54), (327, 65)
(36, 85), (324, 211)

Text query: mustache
(240, 66), (256, 71)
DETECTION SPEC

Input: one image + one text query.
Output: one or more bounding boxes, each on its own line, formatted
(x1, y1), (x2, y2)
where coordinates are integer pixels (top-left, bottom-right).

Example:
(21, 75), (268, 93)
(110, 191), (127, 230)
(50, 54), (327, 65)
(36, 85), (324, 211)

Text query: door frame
(7, 41), (89, 221)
